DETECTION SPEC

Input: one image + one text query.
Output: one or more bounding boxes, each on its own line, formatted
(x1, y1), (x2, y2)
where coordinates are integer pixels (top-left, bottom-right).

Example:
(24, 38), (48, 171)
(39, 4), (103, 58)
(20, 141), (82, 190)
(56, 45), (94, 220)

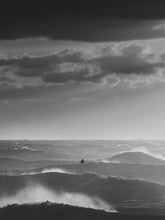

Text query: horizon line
(0, 139), (165, 141)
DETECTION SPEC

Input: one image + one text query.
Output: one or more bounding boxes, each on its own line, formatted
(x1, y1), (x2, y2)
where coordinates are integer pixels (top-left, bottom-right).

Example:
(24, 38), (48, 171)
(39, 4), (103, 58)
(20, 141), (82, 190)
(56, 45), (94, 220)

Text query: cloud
(0, 47), (8, 59)
(95, 44), (161, 75)
(124, 69), (165, 88)
(0, 65), (44, 89)
(0, 40), (165, 90)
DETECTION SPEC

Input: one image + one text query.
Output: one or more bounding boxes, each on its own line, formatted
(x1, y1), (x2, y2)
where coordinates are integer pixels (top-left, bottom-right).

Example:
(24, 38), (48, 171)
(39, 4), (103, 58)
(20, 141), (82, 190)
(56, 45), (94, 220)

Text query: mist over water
(0, 185), (116, 212)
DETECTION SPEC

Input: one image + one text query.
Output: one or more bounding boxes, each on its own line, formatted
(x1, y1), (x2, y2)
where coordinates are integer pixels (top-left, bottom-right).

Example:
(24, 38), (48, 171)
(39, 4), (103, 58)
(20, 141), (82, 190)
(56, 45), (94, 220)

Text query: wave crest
(0, 185), (116, 212)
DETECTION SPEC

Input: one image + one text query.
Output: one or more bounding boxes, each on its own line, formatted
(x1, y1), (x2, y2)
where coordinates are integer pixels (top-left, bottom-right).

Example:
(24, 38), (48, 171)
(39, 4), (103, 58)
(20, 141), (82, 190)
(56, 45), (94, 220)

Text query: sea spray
(0, 185), (116, 212)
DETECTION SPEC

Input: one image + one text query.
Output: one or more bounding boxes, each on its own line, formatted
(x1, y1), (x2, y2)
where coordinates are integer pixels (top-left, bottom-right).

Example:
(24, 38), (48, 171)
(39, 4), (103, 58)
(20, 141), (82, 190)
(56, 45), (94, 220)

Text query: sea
(1, 140), (165, 215)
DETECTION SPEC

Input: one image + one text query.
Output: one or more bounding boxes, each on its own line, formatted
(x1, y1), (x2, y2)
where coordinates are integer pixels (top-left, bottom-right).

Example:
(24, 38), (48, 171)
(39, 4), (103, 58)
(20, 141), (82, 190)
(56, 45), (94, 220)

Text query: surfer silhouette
(80, 158), (85, 164)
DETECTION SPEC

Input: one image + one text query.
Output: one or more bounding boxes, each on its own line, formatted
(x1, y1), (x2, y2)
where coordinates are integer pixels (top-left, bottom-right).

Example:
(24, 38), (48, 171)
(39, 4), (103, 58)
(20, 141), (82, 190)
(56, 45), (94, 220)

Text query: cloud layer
(1, 39), (165, 90)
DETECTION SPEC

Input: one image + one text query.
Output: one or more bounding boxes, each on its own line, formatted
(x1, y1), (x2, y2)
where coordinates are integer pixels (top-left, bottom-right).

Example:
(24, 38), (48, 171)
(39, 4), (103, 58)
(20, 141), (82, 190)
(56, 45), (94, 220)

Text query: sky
(1, 0), (165, 139)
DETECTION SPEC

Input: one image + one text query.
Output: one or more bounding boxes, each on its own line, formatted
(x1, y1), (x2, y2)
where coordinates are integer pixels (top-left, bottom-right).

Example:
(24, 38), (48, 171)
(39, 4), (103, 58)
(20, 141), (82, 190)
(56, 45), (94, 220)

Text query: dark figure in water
(80, 158), (85, 164)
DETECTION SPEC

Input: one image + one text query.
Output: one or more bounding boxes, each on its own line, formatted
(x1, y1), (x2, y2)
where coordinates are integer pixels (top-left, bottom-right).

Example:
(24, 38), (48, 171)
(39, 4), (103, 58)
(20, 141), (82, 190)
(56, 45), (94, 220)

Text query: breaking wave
(128, 147), (165, 161)
(22, 168), (74, 176)
(0, 185), (115, 212)
(0, 172), (165, 207)
(41, 168), (74, 174)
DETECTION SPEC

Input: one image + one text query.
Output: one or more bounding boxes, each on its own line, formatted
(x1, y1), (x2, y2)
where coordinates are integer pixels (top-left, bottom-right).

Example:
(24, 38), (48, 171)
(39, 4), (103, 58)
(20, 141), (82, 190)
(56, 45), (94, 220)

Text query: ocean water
(1, 140), (165, 172)
(1, 140), (165, 214)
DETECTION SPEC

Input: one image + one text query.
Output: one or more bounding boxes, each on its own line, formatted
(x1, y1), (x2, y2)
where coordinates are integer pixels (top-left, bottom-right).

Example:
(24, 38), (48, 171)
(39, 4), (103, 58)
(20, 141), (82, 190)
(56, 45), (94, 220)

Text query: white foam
(22, 168), (74, 176)
(101, 159), (110, 163)
(102, 159), (120, 164)
(41, 168), (74, 174)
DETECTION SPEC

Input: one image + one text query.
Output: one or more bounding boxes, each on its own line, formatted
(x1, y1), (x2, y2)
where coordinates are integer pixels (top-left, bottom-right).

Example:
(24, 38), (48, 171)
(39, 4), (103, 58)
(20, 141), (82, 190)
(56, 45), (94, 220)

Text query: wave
(103, 146), (165, 162)
(128, 147), (165, 161)
(101, 159), (120, 164)
(0, 146), (36, 152)
(0, 172), (165, 208)
(0, 157), (26, 162)
(106, 150), (165, 165)
(22, 168), (74, 175)
(1, 203), (165, 220)
(41, 168), (74, 174)
(51, 161), (165, 185)
(0, 184), (115, 212)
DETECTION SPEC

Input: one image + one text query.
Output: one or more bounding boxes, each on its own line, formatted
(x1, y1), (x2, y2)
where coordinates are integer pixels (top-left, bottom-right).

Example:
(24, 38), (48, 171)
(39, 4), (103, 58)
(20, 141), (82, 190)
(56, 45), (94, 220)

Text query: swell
(1, 203), (165, 220)
(0, 185), (114, 212)
(47, 162), (165, 185)
(0, 172), (165, 207)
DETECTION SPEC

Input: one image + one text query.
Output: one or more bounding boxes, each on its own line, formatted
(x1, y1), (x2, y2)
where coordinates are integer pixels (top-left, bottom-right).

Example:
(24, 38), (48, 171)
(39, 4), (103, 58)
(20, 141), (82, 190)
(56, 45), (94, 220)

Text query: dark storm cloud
(95, 44), (163, 75)
(0, 43), (165, 89)
(1, 0), (165, 20)
(0, 0), (165, 41)
(0, 19), (165, 42)
(0, 50), (83, 79)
